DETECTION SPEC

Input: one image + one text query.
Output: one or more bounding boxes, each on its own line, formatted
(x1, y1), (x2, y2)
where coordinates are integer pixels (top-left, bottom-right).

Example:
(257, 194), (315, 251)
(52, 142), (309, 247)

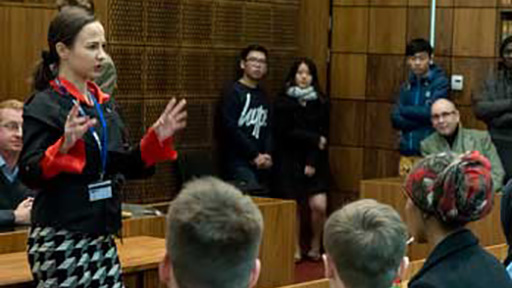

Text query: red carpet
(294, 260), (325, 283)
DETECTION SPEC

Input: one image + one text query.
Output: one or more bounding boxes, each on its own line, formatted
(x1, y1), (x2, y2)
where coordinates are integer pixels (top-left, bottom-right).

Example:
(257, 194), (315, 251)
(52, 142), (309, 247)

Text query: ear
(397, 256), (410, 282)
(240, 59), (246, 71)
(55, 42), (70, 61)
(323, 254), (334, 279)
(248, 259), (261, 288)
(455, 109), (461, 122)
(159, 253), (171, 286)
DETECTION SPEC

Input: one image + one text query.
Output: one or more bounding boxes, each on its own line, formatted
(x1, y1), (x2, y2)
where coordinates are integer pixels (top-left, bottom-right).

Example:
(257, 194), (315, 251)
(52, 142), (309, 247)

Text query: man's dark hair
(406, 38), (433, 57)
(240, 44), (268, 61)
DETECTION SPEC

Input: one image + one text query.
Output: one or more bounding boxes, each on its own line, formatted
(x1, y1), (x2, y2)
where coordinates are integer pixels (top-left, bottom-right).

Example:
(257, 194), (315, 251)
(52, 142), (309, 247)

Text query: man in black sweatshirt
(221, 45), (272, 194)
(0, 100), (33, 227)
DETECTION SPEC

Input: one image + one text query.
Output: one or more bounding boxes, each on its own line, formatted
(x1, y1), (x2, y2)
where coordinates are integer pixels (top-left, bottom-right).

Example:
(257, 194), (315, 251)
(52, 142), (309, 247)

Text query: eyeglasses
(0, 121), (22, 132)
(245, 57), (267, 65)
(431, 111), (456, 122)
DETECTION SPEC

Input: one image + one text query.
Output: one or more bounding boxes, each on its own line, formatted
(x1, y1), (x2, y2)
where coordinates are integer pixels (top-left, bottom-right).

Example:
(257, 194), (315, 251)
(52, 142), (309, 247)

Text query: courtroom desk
(0, 215), (166, 254)
(145, 197), (297, 288)
(360, 177), (506, 260)
(0, 236), (165, 288)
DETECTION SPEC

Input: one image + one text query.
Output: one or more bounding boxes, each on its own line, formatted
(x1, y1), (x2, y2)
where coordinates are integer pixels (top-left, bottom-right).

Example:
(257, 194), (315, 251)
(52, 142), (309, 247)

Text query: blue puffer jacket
(391, 64), (449, 156)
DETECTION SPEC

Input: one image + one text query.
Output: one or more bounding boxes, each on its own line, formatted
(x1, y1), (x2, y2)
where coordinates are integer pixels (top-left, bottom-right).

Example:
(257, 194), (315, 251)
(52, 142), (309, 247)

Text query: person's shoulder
(464, 128), (490, 140)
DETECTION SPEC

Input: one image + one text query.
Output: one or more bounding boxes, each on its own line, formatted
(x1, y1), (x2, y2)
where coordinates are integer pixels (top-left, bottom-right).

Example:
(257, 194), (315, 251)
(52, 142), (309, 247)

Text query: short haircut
(56, 0), (95, 13)
(324, 199), (408, 288)
(240, 44), (268, 61)
(406, 38), (433, 57)
(166, 177), (264, 288)
(0, 100), (23, 111)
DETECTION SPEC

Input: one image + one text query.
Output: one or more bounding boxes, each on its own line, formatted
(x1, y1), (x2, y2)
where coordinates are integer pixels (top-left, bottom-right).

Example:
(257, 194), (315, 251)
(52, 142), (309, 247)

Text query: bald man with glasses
(0, 100), (33, 227)
(420, 98), (505, 191)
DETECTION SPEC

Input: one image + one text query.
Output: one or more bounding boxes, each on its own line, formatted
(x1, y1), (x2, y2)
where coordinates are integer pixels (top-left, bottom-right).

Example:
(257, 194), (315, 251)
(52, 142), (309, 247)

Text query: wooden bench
(360, 177), (505, 260)
(0, 236), (165, 288)
(0, 197), (296, 288)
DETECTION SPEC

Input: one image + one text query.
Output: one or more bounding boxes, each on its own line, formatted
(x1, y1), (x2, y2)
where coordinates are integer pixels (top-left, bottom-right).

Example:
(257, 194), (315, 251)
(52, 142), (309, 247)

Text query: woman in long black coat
(273, 58), (329, 261)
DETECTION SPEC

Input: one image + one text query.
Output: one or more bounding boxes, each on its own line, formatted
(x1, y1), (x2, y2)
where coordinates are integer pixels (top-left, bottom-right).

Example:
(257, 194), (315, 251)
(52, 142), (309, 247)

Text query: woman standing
(273, 58), (329, 261)
(20, 7), (186, 286)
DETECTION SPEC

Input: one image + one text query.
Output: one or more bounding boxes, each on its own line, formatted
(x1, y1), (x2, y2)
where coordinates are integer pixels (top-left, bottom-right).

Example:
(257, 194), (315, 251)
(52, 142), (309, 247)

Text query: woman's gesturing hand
(60, 103), (97, 154)
(153, 98), (188, 142)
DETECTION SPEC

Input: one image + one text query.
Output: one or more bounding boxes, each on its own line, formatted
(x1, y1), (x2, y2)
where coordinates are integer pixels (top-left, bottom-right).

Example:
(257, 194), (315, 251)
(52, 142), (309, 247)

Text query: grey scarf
(286, 86), (318, 102)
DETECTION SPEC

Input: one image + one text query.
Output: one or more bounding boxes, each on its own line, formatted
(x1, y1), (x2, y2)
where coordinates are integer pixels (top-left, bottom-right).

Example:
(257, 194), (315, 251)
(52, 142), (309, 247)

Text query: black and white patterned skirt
(27, 226), (123, 287)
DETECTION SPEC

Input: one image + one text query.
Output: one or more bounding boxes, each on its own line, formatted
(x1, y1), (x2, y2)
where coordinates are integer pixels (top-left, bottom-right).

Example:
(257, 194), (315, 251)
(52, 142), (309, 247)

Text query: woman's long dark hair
(283, 57), (325, 100)
(32, 7), (96, 91)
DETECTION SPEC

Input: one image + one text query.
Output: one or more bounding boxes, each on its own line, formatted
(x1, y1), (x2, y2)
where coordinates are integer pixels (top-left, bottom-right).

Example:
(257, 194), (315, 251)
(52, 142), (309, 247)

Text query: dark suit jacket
(0, 171), (33, 226)
(409, 229), (512, 288)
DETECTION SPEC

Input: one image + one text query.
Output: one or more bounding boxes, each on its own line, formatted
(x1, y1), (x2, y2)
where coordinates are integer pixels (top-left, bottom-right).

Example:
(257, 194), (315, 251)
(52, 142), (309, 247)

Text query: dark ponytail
(32, 6), (96, 91)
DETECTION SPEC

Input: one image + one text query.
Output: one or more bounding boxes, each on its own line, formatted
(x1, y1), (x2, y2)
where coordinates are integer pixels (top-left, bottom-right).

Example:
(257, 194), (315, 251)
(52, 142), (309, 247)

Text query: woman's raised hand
(153, 98), (187, 142)
(60, 103), (97, 154)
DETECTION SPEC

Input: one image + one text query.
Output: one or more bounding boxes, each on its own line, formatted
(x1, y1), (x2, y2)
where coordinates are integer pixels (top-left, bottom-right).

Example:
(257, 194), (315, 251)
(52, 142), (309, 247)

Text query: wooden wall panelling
(330, 53), (367, 99)
(146, 0), (181, 46)
(364, 102), (399, 150)
(213, 49), (239, 94)
(434, 56), (453, 77)
(180, 49), (214, 97)
(181, 0), (213, 48)
(116, 99), (145, 144)
(406, 8), (454, 56)
(459, 105), (487, 130)
(93, 0), (109, 28)
(409, 0), (454, 6)
(369, 7), (407, 54)
(272, 5), (298, 49)
(451, 57), (496, 106)
(297, 0), (329, 88)
(170, 99), (215, 149)
(453, 8), (497, 57)
(332, 7), (369, 53)
(109, 45), (145, 97)
(328, 190), (359, 213)
(145, 47), (180, 98)
(329, 100), (366, 146)
(142, 161), (180, 204)
(268, 50), (297, 97)
(370, 0), (407, 6)
(245, 2), (272, 48)
(329, 147), (364, 192)
(108, 0), (144, 44)
(454, 0), (498, 8)
(363, 148), (400, 179)
(213, 1), (244, 48)
(0, 6), (54, 101)
(366, 55), (406, 101)
(333, 0), (369, 6)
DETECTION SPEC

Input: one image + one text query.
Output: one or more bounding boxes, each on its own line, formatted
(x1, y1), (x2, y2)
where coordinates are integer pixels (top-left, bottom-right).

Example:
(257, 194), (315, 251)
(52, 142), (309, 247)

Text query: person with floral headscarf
(404, 151), (512, 288)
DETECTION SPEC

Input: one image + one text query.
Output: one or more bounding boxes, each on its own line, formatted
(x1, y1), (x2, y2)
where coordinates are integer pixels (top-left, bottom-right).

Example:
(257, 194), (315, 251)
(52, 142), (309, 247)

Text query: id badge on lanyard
(71, 91), (111, 201)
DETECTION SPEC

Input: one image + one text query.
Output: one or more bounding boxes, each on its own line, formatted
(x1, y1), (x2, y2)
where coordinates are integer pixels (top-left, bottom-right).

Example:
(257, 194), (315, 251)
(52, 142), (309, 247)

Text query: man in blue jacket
(391, 38), (449, 176)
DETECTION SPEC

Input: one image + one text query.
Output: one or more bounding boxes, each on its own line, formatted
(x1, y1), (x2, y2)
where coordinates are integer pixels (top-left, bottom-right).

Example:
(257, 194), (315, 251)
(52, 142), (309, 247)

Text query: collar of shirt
(0, 154), (18, 183)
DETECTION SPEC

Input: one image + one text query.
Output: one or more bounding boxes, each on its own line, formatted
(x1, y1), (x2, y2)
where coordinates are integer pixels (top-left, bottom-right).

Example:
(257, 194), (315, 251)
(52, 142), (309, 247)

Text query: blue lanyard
(90, 95), (108, 179)
(54, 79), (108, 179)
(71, 94), (108, 180)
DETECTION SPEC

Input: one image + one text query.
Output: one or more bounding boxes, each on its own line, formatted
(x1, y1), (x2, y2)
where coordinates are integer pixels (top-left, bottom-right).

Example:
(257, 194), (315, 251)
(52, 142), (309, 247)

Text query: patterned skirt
(27, 226), (123, 287)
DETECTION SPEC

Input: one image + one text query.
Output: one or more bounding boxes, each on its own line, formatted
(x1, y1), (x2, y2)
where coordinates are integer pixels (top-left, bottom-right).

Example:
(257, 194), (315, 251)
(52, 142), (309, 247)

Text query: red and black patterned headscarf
(404, 151), (494, 225)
